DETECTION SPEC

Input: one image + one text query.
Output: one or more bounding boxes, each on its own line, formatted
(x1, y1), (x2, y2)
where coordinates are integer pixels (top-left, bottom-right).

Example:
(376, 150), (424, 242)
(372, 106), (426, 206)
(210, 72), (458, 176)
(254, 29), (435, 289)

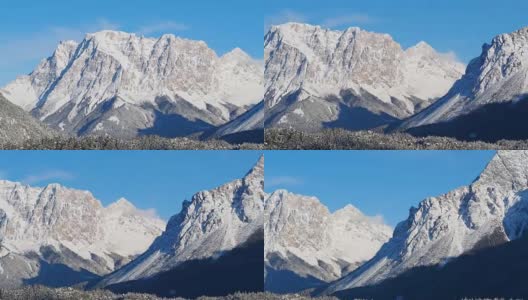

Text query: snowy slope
(264, 23), (465, 130)
(327, 150), (528, 293)
(1, 31), (263, 138)
(401, 26), (528, 129)
(211, 100), (264, 138)
(265, 190), (392, 286)
(0, 180), (165, 288)
(99, 156), (264, 286)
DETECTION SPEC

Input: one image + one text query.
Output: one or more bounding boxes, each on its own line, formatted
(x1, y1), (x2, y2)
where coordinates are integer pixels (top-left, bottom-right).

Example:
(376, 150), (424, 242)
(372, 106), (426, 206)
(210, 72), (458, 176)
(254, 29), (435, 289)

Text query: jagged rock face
(0, 93), (56, 145)
(264, 23), (464, 131)
(265, 190), (392, 284)
(327, 150), (528, 293)
(0, 180), (165, 288)
(100, 156), (264, 286)
(401, 27), (528, 129)
(1, 31), (263, 138)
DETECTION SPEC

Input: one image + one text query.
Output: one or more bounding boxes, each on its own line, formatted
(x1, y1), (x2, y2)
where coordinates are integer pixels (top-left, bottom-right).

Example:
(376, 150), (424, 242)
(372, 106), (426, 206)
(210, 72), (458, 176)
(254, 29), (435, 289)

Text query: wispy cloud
(0, 170), (7, 180)
(359, 214), (388, 226)
(266, 176), (303, 188)
(136, 207), (162, 220)
(322, 14), (377, 28)
(265, 10), (307, 31)
(22, 170), (75, 185)
(438, 50), (462, 63)
(137, 21), (189, 35)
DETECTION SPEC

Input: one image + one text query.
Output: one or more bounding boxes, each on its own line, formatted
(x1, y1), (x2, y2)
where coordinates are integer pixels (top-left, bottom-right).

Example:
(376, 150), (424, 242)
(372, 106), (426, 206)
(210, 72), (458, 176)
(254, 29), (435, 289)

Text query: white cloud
(322, 14), (377, 28)
(137, 21), (189, 36)
(438, 50), (462, 63)
(135, 207), (162, 220)
(266, 176), (303, 188)
(265, 10), (307, 31)
(363, 214), (388, 226)
(22, 170), (75, 185)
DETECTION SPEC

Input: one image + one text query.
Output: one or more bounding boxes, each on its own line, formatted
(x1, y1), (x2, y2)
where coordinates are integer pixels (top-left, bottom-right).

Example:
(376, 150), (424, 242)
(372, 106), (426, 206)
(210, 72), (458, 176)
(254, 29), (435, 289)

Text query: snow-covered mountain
(264, 23), (465, 131)
(0, 180), (165, 288)
(1, 31), (263, 138)
(401, 27), (528, 132)
(99, 155), (264, 286)
(0, 93), (56, 145)
(265, 190), (391, 293)
(327, 150), (528, 293)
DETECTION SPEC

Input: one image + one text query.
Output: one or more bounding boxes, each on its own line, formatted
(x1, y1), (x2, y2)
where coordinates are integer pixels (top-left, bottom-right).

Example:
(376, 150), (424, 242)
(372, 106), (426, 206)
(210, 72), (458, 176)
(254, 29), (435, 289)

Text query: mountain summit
(1, 31), (263, 138)
(264, 23), (465, 131)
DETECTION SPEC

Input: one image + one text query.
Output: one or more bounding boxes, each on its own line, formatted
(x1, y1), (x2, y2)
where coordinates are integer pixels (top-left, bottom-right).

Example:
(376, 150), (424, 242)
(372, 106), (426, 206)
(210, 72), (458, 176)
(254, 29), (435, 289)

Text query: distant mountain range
(0, 31), (263, 142)
(0, 180), (165, 288)
(264, 190), (391, 294)
(4, 25), (528, 144)
(264, 23), (464, 132)
(265, 23), (528, 143)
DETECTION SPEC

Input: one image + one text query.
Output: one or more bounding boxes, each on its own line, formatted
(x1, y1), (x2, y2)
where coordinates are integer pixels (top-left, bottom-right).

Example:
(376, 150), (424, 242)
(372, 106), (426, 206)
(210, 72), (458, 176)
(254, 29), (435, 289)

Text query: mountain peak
(221, 47), (251, 61)
(408, 41), (435, 52)
(335, 203), (362, 216)
(475, 150), (528, 189)
(107, 197), (136, 211)
(86, 30), (136, 41)
(245, 155), (264, 179)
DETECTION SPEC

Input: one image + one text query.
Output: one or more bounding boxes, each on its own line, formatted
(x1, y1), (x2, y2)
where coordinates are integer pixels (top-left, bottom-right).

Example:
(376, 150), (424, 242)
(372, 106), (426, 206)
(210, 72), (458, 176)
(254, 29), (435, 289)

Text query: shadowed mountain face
(23, 261), (100, 288)
(264, 261), (328, 294)
(405, 98), (528, 142)
(334, 234), (528, 300)
(407, 98), (528, 142)
(105, 230), (264, 299)
(218, 129), (264, 144)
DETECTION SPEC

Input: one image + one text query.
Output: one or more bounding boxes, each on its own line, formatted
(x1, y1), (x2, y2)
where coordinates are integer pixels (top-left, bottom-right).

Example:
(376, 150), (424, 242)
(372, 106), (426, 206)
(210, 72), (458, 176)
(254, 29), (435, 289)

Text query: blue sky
(266, 151), (496, 226)
(0, 151), (261, 220)
(0, 0), (262, 86)
(265, 0), (528, 64)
